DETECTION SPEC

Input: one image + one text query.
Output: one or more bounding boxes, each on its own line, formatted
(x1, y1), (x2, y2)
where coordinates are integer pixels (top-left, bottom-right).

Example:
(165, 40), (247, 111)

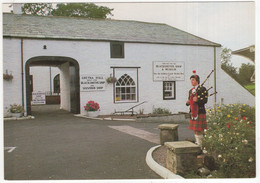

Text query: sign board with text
(153, 61), (185, 81)
(80, 75), (106, 92)
(31, 92), (46, 104)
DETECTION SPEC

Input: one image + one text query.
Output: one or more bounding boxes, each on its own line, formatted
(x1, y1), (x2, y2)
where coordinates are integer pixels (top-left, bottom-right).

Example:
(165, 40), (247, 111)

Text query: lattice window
(53, 74), (60, 94)
(115, 74), (136, 101)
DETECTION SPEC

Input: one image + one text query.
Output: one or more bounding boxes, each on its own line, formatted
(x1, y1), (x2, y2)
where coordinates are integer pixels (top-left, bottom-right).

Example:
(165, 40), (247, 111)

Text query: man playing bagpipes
(186, 70), (208, 147)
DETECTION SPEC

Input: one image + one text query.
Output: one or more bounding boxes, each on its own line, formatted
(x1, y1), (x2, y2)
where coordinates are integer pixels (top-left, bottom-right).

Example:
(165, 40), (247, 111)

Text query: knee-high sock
(195, 134), (203, 147)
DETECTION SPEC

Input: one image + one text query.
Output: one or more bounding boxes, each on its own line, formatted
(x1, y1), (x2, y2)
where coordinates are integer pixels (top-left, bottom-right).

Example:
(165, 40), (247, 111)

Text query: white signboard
(153, 61), (185, 81)
(31, 92), (46, 104)
(80, 75), (106, 92)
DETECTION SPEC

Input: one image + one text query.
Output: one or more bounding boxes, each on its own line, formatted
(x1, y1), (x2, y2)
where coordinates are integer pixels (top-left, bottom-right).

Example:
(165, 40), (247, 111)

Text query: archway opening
(25, 56), (80, 115)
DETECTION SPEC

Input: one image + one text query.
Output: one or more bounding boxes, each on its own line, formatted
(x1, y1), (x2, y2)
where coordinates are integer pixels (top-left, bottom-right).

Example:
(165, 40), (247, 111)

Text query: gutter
(21, 38), (25, 114)
(3, 36), (222, 48)
(214, 46), (217, 110)
(49, 67), (52, 95)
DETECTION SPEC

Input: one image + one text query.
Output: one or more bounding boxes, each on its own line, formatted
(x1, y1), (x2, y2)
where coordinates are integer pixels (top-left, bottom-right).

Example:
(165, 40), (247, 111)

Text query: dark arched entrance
(25, 56), (80, 115)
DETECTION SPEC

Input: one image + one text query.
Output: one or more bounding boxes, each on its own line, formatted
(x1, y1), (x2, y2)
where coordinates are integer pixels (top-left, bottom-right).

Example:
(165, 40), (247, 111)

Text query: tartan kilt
(189, 114), (207, 131)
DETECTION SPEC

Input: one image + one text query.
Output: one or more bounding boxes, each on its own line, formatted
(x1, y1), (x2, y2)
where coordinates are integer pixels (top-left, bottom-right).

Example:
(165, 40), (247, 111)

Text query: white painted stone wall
(214, 47), (255, 107)
(30, 66), (60, 94)
(3, 38), (255, 116)
(3, 38), (23, 116)
(60, 62), (70, 111)
(217, 68), (255, 106)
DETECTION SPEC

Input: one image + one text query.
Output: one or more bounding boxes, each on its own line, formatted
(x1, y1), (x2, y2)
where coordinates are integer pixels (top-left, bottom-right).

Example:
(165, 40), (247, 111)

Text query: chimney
(13, 3), (23, 14)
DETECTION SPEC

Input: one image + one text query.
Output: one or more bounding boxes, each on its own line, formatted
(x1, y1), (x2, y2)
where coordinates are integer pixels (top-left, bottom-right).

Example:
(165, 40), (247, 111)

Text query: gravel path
(152, 145), (167, 168)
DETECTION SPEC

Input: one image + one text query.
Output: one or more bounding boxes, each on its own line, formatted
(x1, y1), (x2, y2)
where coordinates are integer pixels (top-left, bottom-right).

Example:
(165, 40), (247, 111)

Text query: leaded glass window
(115, 74), (136, 102)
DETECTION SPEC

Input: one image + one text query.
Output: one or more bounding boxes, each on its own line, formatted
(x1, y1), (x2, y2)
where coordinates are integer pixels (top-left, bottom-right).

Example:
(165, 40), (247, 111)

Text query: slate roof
(3, 13), (221, 47)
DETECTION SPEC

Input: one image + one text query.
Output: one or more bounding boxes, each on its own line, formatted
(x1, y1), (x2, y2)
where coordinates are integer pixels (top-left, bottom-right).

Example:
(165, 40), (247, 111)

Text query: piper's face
(190, 78), (198, 86)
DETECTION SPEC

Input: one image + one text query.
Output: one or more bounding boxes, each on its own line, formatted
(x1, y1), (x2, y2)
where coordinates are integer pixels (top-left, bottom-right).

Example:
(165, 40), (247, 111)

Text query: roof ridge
(3, 12), (168, 26)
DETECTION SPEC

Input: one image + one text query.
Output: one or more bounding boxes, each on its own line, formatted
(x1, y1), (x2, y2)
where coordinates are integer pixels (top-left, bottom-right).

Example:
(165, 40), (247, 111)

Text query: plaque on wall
(153, 61), (185, 81)
(80, 75), (106, 92)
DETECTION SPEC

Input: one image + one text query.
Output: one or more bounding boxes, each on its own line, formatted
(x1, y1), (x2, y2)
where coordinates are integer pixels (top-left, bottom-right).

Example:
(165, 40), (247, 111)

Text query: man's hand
(193, 96), (198, 102)
(186, 100), (190, 105)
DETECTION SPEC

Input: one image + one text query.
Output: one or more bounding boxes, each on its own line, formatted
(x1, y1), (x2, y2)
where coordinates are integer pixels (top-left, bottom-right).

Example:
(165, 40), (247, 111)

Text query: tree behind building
(22, 3), (113, 19)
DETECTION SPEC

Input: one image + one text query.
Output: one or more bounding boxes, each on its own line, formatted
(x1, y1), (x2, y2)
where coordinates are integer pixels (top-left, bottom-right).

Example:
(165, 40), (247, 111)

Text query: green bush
(203, 104), (255, 178)
(152, 107), (171, 115)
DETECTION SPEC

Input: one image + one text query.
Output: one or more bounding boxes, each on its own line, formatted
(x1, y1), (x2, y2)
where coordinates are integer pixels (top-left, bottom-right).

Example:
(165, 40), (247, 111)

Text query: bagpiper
(186, 70), (208, 147)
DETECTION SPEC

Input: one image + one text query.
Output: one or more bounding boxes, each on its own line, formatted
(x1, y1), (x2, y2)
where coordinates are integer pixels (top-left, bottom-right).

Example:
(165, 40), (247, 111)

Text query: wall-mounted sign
(153, 61), (185, 81)
(80, 75), (106, 92)
(31, 92), (46, 104)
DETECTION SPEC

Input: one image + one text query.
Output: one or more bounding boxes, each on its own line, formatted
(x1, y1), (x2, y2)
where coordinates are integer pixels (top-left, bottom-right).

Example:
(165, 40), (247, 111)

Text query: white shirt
(194, 84), (199, 90)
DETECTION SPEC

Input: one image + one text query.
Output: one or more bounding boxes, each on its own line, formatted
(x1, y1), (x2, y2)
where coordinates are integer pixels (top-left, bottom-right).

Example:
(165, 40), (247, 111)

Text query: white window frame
(112, 67), (139, 103)
(115, 74), (137, 103)
(163, 81), (176, 100)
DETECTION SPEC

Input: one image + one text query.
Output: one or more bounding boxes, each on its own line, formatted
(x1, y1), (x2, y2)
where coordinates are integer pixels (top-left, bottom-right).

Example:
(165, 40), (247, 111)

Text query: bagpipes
(190, 70), (217, 120)
(201, 70), (217, 97)
(190, 87), (199, 120)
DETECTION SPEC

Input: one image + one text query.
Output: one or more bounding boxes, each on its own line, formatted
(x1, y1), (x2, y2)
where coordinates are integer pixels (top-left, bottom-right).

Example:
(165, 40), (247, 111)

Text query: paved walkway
(4, 105), (194, 180)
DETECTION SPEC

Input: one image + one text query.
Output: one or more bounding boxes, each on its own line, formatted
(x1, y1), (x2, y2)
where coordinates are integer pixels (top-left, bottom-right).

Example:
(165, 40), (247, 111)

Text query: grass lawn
(244, 83), (255, 95)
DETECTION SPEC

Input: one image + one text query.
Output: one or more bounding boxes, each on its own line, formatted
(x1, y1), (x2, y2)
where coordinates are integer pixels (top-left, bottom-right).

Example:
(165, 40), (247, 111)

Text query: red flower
(242, 117), (246, 120)
(227, 122), (234, 129)
(234, 117), (238, 121)
(84, 101), (100, 111)
(192, 70), (196, 74)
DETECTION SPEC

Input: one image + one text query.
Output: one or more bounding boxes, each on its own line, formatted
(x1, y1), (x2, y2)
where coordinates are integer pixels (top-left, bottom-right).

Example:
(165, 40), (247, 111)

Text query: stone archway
(25, 56), (80, 115)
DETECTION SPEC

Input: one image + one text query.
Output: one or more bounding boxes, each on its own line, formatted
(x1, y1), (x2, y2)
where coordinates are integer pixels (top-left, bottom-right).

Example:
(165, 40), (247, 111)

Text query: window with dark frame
(110, 42), (124, 58)
(163, 81), (176, 100)
(53, 74), (60, 94)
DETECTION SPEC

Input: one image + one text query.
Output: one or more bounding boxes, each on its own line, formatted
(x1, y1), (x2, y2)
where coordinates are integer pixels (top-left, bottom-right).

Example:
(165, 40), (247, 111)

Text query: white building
(30, 66), (60, 96)
(3, 13), (255, 116)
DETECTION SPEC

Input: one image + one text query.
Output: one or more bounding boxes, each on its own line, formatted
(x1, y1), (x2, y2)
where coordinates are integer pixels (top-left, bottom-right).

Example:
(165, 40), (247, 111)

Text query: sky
(1, 0), (256, 68)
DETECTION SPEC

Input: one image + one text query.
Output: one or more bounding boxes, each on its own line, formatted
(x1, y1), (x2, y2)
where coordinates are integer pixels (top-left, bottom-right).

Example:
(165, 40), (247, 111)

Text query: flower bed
(203, 104), (255, 178)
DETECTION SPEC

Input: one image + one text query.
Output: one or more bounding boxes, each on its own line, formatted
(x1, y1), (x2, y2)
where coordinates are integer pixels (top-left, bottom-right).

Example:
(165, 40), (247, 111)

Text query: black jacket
(186, 85), (208, 114)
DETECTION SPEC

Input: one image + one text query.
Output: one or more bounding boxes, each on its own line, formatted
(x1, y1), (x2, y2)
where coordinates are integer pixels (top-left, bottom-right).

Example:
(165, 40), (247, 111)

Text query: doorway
(25, 56), (80, 115)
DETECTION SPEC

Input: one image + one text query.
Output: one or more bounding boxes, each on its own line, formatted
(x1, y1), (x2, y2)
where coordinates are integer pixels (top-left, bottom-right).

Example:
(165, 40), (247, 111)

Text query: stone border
(74, 114), (136, 121)
(145, 145), (184, 179)
(4, 116), (35, 121)
(75, 113), (189, 123)
(137, 114), (189, 123)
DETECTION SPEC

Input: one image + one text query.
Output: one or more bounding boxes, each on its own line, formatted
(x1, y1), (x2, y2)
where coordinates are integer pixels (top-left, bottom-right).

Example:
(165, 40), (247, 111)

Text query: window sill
(115, 100), (138, 104)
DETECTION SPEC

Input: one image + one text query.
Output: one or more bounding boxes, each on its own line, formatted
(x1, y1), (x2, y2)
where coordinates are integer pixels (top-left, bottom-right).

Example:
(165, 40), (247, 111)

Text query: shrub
(203, 104), (255, 178)
(9, 104), (24, 113)
(84, 101), (100, 111)
(152, 107), (171, 115)
(3, 73), (13, 81)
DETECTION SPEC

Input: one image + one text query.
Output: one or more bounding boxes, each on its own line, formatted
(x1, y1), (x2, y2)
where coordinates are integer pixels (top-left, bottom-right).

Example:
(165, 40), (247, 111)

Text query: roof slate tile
(3, 13), (220, 47)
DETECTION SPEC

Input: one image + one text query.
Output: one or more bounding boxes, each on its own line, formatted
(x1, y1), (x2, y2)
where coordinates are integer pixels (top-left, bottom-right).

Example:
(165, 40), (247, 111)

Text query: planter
(106, 76), (117, 84)
(11, 113), (23, 118)
(86, 111), (100, 118)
